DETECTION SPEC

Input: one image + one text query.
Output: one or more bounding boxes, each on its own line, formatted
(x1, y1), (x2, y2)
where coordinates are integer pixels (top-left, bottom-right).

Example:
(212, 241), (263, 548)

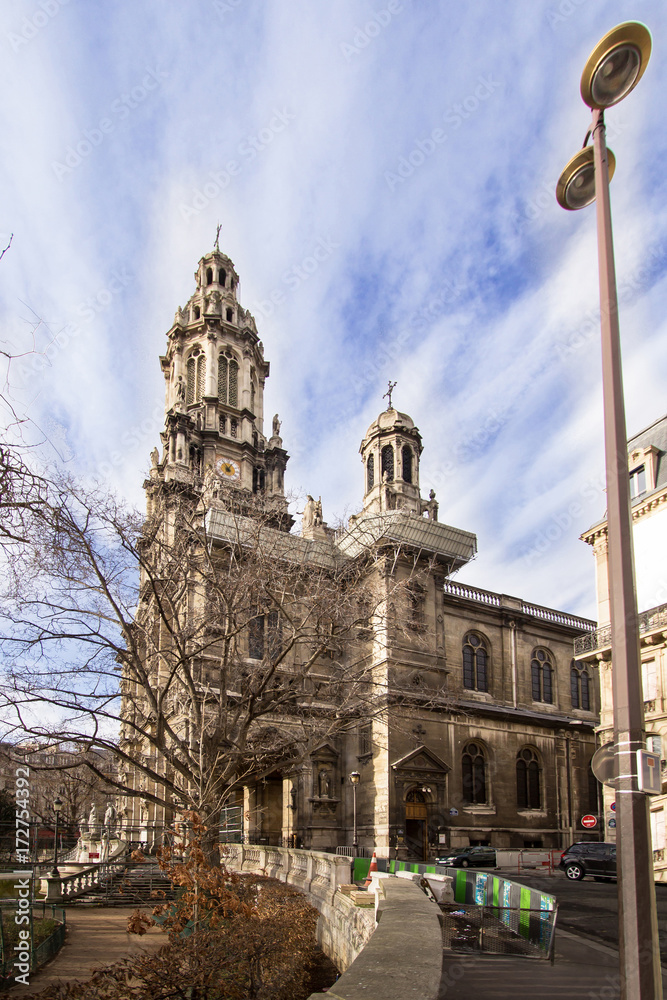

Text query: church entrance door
(405, 790), (428, 861)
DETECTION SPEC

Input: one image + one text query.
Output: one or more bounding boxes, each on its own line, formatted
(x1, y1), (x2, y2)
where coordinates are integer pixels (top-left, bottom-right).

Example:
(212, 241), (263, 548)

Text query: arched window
(196, 356), (206, 401)
(250, 381), (256, 414)
(462, 633), (488, 692)
(229, 360), (239, 407)
(218, 356), (228, 402)
(367, 455), (374, 492)
(402, 446), (413, 483)
(462, 742), (486, 804)
(226, 307), (233, 322)
(194, 305), (200, 320)
(516, 748), (541, 809)
(571, 663), (591, 710)
(206, 267), (213, 285)
(219, 269), (226, 287)
(531, 649), (554, 704)
(186, 357), (196, 404)
(381, 445), (394, 482)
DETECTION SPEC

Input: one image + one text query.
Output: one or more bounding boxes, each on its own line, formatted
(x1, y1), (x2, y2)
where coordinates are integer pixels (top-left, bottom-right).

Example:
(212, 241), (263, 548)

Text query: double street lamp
(556, 22), (661, 1000)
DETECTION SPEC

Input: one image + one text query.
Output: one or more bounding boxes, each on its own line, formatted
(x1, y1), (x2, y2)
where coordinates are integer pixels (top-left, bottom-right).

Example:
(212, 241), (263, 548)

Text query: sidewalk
(439, 927), (667, 998)
(9, 907), (164, 997)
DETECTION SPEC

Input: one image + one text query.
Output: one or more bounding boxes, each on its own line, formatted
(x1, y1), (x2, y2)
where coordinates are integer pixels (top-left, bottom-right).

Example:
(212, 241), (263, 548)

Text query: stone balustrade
(41, 839), (130, 902)
(223, 845), (443, 999)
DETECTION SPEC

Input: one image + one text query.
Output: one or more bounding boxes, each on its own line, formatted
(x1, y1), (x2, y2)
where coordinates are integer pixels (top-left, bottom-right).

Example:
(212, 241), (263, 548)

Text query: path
(10, 907), (164, 997)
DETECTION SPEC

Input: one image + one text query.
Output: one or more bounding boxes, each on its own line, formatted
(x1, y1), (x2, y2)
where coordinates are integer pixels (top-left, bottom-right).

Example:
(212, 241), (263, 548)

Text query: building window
(462, 742), (487, 804)
(462, 633), (488, 692)
(218, 356), (228, 402)
(571, 663), (591, 710)
(196, 356), (206, 400)
(229, 360), (239, 407)
(531, 649), (553, 704)
(206, 267), (213, 285)
(248, 616), (264, 660)
(642, 659), (657, 702)
(516, 748), (541, 809)
(186, 357), (196, 404)
(230, 418), (238, 438)
(629, 465), (646, 500)
(367, 455), (374, 492)
(194, 305), (201, 320)
(402, 446), (413, 484)
(219, 269), (226, 287)
(251, 381), (256, 414)
(407, 583), (426, 632)
(381, 445), (394, 482)
(219, 414), (226, 435)
(358, 723), (372, 758)
(226, 307), (233, 322)
(651, 808), (665, 851)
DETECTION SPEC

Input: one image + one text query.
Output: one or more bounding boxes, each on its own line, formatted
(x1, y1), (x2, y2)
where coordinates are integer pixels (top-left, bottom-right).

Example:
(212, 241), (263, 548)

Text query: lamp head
(349, 771), (360, 785)
(54, 796), (63, 814)
(556, 145), (616, 211)
(580, 21), (651, 109)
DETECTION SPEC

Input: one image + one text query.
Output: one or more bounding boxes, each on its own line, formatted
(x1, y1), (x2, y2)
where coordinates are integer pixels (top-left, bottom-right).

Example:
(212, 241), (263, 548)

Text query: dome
(363, 408), (416, 440)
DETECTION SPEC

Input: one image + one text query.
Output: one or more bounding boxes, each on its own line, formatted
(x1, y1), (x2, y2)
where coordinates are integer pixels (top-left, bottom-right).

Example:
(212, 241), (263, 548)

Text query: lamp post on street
(50, 796), (63, 878)
(349, 772), (360, 855)
(556, 21), (661, 1000)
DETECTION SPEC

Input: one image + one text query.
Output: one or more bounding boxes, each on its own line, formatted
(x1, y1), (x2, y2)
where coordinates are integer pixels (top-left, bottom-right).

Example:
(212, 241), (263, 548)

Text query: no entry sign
(581, 814), (598, 829)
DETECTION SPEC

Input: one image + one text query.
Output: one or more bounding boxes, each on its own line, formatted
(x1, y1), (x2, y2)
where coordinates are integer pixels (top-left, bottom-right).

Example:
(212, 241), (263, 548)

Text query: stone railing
(444, 580), (501, 607)
(41, 839), (130, 902)
(444, 580), (596, 632)
(223, 846), (444, 999)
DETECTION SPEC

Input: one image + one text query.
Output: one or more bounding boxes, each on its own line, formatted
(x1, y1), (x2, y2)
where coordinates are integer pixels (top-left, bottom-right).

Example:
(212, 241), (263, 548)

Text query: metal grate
(441, 903), (557, 961)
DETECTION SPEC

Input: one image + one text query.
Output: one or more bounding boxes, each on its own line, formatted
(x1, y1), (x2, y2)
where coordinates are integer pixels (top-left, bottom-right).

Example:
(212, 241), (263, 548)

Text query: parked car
(558, 842), (617, 881)
(435, 845), (496, 869)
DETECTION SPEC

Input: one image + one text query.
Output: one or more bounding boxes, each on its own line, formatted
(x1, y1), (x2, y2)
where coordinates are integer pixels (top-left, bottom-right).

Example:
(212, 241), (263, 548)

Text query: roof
(205, 507), (477, 571)
(628, 412), (667, 492)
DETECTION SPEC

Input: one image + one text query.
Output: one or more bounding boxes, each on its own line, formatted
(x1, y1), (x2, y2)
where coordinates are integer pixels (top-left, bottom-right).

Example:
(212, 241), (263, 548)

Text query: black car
(435, 846), (496, 869)
(558, 842), (617, 881)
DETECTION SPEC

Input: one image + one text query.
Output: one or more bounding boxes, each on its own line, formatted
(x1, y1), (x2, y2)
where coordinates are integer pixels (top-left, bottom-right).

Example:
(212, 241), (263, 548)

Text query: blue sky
(1, 0), (666, 622)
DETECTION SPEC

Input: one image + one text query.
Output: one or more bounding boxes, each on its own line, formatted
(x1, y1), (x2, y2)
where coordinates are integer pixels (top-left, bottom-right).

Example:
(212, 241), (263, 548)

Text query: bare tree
(0, 471), (422, 858)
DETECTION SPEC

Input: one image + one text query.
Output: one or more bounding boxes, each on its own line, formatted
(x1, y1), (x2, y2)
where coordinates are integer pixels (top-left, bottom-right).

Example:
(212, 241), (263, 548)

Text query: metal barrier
(0, 902), (66, 986)
(441, 902), (557, 960)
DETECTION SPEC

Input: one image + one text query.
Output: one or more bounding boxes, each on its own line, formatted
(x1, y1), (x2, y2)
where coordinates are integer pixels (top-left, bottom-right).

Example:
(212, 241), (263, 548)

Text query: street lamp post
(349, 772), (360, 855)
(556, 22), (661, 1000)
(50, 796), (63, 878)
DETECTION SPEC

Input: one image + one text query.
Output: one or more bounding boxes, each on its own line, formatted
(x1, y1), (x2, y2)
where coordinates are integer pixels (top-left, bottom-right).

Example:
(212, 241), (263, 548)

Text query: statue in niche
(150, 447), (160, 469)
(176, 375), (186, 402)
(301, 495), (316, 531)
(318, 769), (332, 798)
(272, 413), (281, 437)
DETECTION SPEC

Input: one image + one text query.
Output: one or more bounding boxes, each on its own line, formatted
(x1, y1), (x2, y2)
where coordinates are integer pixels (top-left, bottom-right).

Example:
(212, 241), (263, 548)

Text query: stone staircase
(73, 864), (178, 906)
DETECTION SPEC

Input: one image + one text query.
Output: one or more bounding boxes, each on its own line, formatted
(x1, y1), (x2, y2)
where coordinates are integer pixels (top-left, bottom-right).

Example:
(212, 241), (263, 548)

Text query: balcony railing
(574, 600), (667, 656)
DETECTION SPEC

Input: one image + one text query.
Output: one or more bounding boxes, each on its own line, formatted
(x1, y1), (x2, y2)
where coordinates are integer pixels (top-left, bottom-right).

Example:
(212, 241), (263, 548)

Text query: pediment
(391, 744), (450, 775)
(310, 741), (340, 763)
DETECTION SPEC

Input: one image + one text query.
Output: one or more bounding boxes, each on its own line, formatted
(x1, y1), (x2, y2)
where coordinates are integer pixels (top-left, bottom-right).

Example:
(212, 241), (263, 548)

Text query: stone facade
(575, 413), (667, 877)
(120, 245), (600, 859)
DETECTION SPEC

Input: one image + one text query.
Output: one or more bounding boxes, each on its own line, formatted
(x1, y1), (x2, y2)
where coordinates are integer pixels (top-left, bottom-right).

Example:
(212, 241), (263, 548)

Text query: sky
(1, 0), (666, 624)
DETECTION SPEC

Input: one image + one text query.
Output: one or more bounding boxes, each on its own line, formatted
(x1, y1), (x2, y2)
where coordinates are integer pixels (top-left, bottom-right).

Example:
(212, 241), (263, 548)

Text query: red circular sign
(581, 814), (598, 829)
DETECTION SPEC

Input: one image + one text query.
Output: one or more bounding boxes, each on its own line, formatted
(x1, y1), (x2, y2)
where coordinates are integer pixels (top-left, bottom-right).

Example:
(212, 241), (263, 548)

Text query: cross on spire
(214, 223), (222, 251)
(383, 380), (397, 410)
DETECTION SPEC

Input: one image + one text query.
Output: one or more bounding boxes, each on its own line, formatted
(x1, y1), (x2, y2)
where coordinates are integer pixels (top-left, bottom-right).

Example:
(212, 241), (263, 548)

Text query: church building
(120, 245), (600, 860)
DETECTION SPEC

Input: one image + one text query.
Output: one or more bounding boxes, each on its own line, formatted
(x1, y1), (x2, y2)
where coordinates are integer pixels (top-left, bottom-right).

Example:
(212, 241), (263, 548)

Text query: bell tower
(359, 407), (437, 519)
(148, 244), (289, 517)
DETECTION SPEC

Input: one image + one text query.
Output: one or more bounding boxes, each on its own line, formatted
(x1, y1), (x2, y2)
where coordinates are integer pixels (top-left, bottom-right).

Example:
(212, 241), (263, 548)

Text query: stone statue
(272, 413), (281, 437)
(302, 495), (316, 531)
(318, 769), (331, 798)
(314, 498), (323, 527)
(103, 801), (116, 833)
(88, 803), (99, 838)
(150, 447), (159, 469)
(176, 375), (186, 401)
